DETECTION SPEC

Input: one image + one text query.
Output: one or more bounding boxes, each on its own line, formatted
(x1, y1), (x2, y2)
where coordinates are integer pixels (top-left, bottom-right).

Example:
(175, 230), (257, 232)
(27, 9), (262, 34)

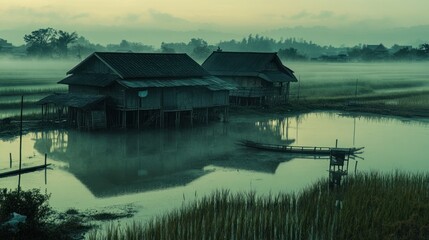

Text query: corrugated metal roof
(118, 76), (237, 91)
(202, 51), (298, 82)
(258, 71), (297, 83)
(37, 93), (106, 109)
(202, 52), (276, 72)
(58, 73), (119, 87)
(68, 52), (209, 79)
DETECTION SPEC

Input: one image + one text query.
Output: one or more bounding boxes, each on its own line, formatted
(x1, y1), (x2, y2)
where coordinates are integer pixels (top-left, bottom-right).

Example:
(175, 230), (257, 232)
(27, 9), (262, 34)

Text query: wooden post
(354, 161), (358, 175)
(122, 111), (127, 129)
(160, 110), (164, 128)
(190, 110), (193, 127)
(355, 79), (358, 97)
(44, 153), (47, 185)
(9, 153), (12, 168)
(335, 139), (338, 148)
(137, 107), (140, 130)
(18, 96), (23, 191)
(176, 111), (181, 128)
(41, 105), (43, 123)
(122, 90), (127, 129)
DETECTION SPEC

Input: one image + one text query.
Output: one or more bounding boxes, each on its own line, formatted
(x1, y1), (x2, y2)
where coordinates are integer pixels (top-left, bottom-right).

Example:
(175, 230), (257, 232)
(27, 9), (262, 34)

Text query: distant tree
(56, 30), (78, 57)
(347, 46), (363, 60)
(69, 36), (104, 59)
(106, 40), (154, 52)
(420, 43), (429, 53)
(0, 38), (13, 48)
(188, 38), (211, 59)
(161, 42), (176, 53)
(24, 28), (58, 57)
(278, 47), (307, 60)
(393, 47), (412, 60)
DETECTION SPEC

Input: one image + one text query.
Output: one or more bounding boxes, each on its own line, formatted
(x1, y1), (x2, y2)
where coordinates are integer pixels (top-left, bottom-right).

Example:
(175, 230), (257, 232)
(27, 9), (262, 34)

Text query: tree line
(0, 27), (428, 61)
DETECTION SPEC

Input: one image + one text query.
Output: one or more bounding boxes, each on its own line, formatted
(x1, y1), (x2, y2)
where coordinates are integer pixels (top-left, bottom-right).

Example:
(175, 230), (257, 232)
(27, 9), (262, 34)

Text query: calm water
(1, 111), (428, 222)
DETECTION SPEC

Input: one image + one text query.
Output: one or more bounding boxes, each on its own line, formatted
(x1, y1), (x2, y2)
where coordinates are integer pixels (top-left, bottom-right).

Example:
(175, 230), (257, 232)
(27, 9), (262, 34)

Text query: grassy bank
(286, 90), (429, 118)
(88, 172), (429, 240)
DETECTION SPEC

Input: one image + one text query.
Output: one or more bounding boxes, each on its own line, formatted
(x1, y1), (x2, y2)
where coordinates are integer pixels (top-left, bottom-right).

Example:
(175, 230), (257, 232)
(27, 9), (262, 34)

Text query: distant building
(363, 44), (389, 60)
(389, 44), (413, 54)
(202, 51), (298, 105)
(38, 52), (234, 130)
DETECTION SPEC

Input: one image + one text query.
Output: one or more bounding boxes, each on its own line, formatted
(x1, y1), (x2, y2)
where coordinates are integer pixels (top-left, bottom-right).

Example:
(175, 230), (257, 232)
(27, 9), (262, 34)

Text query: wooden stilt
(18, 95), (23, 191)
(44, 153), (47, 185)
(160, 110), (164, 128)
(137, 108), (140, 129)
(176, 111), (180, 128)
(190, 110), (193, 127)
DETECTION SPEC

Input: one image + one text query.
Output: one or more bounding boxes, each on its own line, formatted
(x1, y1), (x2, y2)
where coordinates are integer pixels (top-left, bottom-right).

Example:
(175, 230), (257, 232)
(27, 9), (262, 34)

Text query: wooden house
(364, 44), (389, 60)
(202, 51), (298, 105)
(38, 52), (234, 130)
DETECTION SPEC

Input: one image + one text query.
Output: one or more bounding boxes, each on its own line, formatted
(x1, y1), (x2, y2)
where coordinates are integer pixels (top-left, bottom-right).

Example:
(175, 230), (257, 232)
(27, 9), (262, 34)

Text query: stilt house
(202, 51), (298, 105)
(38, 52), (234, 129)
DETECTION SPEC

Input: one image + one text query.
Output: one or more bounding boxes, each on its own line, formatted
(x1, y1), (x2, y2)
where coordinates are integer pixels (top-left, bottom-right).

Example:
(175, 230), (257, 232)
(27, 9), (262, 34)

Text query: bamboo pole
(18, 95), (23, 191)
(44, 153), (47, 185)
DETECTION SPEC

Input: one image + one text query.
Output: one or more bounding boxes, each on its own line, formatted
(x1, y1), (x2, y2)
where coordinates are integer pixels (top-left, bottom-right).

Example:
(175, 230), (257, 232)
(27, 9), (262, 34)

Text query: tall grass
(289, 79), (429, 99)
(88, 172), (429, 240)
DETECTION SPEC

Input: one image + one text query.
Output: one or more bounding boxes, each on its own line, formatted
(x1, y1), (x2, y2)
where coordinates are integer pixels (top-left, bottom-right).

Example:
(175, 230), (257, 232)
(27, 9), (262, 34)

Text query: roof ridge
(211, 51), (277, 54)
(94, 51), (187, 55)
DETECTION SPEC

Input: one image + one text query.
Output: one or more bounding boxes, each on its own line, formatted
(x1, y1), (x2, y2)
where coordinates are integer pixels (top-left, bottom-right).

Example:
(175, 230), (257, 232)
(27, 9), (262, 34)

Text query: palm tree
(56, 31), (78, 57)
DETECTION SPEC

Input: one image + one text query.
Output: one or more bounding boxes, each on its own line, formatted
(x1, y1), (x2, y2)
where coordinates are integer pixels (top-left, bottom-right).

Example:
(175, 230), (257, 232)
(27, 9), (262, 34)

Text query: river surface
(1, 111), (428, 222)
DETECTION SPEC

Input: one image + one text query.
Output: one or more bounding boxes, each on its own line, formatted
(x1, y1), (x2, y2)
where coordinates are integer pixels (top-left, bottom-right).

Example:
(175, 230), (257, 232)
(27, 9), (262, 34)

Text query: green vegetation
(23, 28), (78, 58)
(0, 188), (89, 240)
(87, 172), (429, 240)
(283, 75), (429, 118)
(0, 188), (135, 239)
(2, 29), (429, 61)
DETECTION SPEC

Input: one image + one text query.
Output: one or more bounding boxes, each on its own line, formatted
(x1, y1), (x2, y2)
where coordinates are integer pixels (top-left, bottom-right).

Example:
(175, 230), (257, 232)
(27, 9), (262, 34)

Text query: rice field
(87, 172), (429, 240)
(287, 61), (429, 99)
(1, 60), (428, 118)
(0, 58), (73, 118)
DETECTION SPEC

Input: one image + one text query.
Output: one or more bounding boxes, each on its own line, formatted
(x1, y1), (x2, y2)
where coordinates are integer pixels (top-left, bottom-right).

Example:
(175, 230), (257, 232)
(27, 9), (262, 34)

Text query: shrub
(0, 188), (51, 224)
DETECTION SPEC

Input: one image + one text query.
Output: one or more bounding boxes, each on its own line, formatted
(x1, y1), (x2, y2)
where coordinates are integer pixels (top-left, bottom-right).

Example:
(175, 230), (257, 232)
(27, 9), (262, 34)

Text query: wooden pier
(328, 149), (352, 189)
(238, 140), (364, 155)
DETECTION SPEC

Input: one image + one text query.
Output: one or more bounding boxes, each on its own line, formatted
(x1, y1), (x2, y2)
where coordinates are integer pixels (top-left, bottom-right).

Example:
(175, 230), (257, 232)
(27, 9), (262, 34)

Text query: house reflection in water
(32, 119), (298, 197)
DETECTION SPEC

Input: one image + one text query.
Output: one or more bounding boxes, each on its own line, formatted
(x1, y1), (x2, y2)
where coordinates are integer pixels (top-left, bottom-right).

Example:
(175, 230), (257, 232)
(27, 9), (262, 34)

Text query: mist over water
(0, 58), (428, 224)
(1, 112), (428, 222)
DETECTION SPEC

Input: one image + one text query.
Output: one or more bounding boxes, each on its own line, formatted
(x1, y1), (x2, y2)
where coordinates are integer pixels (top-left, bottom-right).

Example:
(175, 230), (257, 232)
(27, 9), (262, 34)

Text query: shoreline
(1, 103), (428, 140)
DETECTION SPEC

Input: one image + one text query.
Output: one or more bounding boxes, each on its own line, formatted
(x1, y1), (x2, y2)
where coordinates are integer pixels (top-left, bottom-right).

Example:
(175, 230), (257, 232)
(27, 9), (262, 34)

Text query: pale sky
(1, 0), (428, 46)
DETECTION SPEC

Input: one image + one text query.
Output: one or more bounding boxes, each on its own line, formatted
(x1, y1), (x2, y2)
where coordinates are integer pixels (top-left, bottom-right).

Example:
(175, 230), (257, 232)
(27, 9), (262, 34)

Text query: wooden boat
(238, 140), (364, 155)
(0, 164), (51, 178)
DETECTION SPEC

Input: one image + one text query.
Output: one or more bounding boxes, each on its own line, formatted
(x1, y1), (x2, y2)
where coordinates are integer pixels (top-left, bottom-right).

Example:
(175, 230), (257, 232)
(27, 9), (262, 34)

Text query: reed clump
(88, 172), (429, 240)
